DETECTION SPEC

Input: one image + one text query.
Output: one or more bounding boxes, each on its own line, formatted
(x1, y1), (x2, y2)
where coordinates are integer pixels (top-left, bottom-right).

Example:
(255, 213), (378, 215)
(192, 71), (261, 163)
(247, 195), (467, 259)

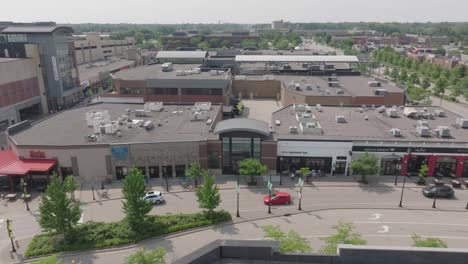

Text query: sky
(3, 0), (467, 24)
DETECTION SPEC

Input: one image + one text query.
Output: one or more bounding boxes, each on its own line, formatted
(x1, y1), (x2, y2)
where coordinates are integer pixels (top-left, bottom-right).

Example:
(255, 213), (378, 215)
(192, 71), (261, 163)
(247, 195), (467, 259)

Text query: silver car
(143, 191), (165, 204)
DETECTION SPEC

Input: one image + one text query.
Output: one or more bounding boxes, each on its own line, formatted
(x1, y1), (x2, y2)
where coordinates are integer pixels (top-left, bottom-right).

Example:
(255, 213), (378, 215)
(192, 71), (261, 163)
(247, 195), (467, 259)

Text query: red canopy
(0, 150), (56, 175)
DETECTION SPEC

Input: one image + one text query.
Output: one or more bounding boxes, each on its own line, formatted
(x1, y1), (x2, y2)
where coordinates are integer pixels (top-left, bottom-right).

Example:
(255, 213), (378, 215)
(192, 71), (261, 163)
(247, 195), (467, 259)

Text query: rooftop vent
(336, 115), (346, 123)
(294, 104), (307, 112)
(417, 120), (430, 128)
(390, 128), (401, 137)
(328, 81), (340, 87)
(435, 126), (451, 138)
(377, 106), (386, 113)
(143, 121), (154, 130)
(336, 89), (344, 94)
(403, 107), (418, 118)
(134, 109), (150, 117)
(161, 62), (173, 72)
(144, 102), (164, 112)
(289, 126), (299, 133)
(386, 108), (399, 118)
(194, 102), (212, 111)
(315, 104), (323, 112)
(456, 117), (468, 128)
(416, 125), (431, 137)
(191, 111), (207, 121)
(305, 84), (313, 90)
(368, 81), (382, 87)
(434, 109), (446, 117)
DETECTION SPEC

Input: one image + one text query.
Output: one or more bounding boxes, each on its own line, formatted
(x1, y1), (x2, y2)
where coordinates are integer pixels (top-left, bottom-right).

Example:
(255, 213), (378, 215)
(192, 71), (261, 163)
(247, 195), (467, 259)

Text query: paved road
(54, 209), (468, 264)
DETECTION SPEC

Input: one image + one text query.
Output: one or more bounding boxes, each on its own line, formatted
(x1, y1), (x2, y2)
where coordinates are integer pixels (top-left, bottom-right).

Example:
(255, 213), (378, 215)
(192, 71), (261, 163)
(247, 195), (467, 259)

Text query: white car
(143, 191), (165, 204)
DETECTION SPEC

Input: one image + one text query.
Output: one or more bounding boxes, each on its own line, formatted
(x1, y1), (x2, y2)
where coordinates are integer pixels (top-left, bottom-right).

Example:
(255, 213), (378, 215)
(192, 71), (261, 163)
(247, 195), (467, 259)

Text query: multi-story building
(162, 31), (199, 50)
(271, 20), (285, 30)
(0, 55), (46, 130)
(72, 33), (135, 65)
(204, 32), (260, 48)
(0, 22), (83, 111)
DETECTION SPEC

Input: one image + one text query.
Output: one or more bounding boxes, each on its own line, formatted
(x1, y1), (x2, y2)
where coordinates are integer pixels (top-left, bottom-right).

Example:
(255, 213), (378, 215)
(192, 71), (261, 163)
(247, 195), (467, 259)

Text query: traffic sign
(298, 178), (304, 187)
(236, 184), (240, 193)
(267, 182), (273, 190)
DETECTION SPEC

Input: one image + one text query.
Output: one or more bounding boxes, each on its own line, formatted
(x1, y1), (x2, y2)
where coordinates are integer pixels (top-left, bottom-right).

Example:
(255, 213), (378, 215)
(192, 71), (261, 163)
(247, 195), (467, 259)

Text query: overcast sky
(3, 0), (467, 24)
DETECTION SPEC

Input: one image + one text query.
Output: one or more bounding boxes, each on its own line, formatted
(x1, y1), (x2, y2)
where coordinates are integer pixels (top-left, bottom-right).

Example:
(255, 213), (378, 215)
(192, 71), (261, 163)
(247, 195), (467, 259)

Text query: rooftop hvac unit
(85, 134), (98, 142)
(377, 106), (386, 113)
(403, 107), (418, 118)
(143, 121), (154, 130)
(206, 119), (213, 125)
(295, 83), (301, 91)
(301, 113), (312, 119)
(328, 81), (340, 87)
(368, 81), (382, 87)
(134, 109), (150, 117)
(374, 88), (387, 96)
(144, 102), (164, 112)
(328, 76), (339, 82)
(336, 115), (346, 123)
(191, 111), (207, 121)
(316, 104), (323, 112)
(416, 125), (431, 137)
(456, 117), (468, 128)
(289, 126), (299, 133)
(305, 122), (317, 128)
(161, 62), (173, 72)
(390, 128), (401, 137)
(294, 104), (307, 112)
(435, 126), (450, 138)
(386, 108), (399, 118)
(434, 109), (446, 117)
(194, 102), (212, 111)
(306, 84), (312, 90)
(417, 120), (430, 127)
(305, 106), (313, 113)
(336, 89), (344, 94)
(275, 120), (281, 126)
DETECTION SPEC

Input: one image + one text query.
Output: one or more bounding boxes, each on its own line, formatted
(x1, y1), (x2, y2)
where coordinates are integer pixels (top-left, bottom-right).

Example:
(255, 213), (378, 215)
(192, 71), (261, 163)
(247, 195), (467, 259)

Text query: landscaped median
(25, 210), (231, 257)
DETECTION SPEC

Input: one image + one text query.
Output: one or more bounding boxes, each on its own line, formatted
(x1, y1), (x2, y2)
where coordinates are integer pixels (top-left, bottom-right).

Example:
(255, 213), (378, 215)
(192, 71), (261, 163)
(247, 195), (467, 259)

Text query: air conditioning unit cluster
(416, 125), (431, 137)
(456, 117), (468, 128)
(144, 102), (164, 112)
(336, 115), (346, 123)
(289, 126), (299, 133)
(434, 109), (446, 117)
(368, 81), (382, 87)
(386, 107), (399, 118)
(134, 109), (150, 117)
(435, 126), (451, 138)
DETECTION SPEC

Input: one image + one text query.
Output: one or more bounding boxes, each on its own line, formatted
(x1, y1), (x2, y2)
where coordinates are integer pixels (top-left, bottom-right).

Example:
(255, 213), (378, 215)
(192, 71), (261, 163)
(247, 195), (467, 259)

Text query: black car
(422, 186), (454, 198)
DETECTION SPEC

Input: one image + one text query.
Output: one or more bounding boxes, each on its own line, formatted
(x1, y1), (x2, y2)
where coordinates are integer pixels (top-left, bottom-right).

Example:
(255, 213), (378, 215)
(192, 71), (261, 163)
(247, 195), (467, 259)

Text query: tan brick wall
(233, 80), (281, 99)
(261, 141), (278, 172)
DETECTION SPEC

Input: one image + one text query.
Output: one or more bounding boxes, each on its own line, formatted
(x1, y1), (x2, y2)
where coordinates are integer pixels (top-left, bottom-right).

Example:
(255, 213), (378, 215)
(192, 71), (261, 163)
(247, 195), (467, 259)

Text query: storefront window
(463, 160), (468, 178)
(116, 166), (128, 180)
(407, 156), (427, 176)
(149, 166), (160, 178)
(222, 137), (261, 174)
(175, 165), (186, 177)
(380, 156), (402, 176)
(136, 167), (146, 176)
(335, 161), (347, 175)
(162, 165), (172, 178)
(209, 151), (219, 169)
(435, 157), (457, 177)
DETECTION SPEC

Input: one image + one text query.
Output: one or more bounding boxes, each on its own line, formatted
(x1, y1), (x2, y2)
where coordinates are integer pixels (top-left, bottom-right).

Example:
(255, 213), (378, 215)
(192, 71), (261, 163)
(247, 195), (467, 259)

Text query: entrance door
(335, 161), (347, 175)
(407, 156), (427, 176)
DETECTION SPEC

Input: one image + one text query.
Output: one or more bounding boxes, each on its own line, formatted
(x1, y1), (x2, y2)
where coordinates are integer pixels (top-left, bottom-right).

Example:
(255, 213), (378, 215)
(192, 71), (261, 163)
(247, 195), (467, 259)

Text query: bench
(450, 179), (461, 188)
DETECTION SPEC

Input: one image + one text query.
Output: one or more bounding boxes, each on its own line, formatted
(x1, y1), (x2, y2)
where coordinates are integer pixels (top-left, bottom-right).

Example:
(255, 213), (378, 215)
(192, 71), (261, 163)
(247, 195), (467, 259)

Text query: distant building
(72, 32), (135, 65)
(204, 32), (260, 48)
(271, 20), (284, 29)
(0, 22), (83, 111)
(0, 56), (46, 129)
(162, 31), (199, 49)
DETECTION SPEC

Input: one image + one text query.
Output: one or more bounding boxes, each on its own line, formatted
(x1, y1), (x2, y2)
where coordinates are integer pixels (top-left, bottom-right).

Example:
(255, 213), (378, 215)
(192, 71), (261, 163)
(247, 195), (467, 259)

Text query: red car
(263, 192), (292, 205)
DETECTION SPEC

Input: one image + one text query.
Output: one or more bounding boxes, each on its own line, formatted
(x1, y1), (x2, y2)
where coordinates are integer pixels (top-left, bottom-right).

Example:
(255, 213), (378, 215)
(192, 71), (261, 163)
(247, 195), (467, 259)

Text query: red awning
(0, 150), (57, 175)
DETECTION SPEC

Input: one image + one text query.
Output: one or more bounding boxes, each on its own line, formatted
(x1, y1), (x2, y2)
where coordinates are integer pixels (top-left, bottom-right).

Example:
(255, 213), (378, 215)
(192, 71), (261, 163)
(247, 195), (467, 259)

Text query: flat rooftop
(236, 55), (359, 63)
(79, 58), (135, 84)
(113, 64), (230, 81)
(11, 103), (221, 146)
(273, 105), (468, 142)
(0, 57), (23, 63)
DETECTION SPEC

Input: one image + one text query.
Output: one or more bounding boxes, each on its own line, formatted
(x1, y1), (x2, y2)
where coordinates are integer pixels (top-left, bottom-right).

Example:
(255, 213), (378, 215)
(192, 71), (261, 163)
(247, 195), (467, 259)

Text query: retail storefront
(277, 141), (353, 176)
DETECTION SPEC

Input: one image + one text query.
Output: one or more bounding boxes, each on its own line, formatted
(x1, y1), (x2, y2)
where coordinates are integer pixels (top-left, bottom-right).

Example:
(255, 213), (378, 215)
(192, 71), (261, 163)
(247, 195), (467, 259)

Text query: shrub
(26, 211), (232, 257)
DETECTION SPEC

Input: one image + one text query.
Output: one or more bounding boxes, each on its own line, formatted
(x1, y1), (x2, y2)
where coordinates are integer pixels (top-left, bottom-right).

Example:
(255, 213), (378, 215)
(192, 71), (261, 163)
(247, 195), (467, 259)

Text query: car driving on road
(264, 192), (292, 205)
(143, 191), (165, 204)
(422, 186), (454, 198)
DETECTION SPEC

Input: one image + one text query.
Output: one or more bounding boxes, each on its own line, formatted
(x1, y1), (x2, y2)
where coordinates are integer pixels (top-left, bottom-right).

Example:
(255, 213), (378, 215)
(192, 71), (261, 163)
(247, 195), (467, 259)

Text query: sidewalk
(76, 175), (438, 204)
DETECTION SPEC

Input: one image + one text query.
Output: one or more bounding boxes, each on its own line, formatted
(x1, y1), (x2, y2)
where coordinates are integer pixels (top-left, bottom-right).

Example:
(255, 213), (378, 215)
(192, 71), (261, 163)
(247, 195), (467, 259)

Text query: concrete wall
(233, 79), (281, 99)
(14, 146), (110, 183)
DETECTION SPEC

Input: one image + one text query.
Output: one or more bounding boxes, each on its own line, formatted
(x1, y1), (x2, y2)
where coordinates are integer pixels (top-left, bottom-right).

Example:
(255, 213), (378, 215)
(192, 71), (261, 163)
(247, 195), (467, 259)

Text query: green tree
(449, 64), (466, 85)
(240, 39), (258, 49)
(275, 39), (290, 49)
(434, 76), (448, 98)
(238, 158), (268, 184)
(399, 68), (408, 82)
(453, 77), (468, 100)
(412, 234), (448, 248)
(39, 174), (82, 241)
(421, 77), (431, 89)
(196, 173), (221, 216)
(63, 175), (79, 202)
(390, 68), (399, 82)
(125, 247), (166, 264)
(190, 36), (203, 47)
(122, 168), (153, 231)
(408, 85), (429, 103)
(350, 153), (379, 183)
(34, 254), (61, 264)
(383, 67), (390, 76)
(408, 72), (420, 85)
(186, 162), (206, 188)
(197, 41), (210, 50)
(262, 225), (312, 253)
(320, 222), (367, 254)
(258, 39), (270, 49)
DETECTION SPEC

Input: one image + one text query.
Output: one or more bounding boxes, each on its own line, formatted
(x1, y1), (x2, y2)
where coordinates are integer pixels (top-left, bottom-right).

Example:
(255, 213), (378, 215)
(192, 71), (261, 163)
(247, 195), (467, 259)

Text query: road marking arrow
(378, 225), (390, 233)
(368, 213), (382, 220)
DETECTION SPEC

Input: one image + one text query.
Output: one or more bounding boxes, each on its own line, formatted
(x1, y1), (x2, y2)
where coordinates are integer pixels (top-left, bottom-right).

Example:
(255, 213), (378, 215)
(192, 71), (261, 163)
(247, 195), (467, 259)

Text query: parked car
(422, 186), (454, 198)
(143, 191), (165, 204)
(263, 192), (292, 205)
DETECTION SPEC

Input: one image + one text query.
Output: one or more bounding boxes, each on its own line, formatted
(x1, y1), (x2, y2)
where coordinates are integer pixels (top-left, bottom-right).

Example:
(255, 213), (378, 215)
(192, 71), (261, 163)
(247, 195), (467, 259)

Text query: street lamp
(91, 180), (96, 201)
(398, 173), (407, 207)
(393, 157), (400, 186)
(432, 184), (439, 209)
(236, 174), (240, 217)
(267, 175), (272, 214)
(298, 177), (304, 211)
(20, 177), (30, 211)
(164, 151), (170, 192)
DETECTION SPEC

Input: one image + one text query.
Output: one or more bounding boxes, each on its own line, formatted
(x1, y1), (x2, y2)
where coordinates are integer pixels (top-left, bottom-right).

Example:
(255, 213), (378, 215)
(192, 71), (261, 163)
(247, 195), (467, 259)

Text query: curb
(20, 206), (468, 263)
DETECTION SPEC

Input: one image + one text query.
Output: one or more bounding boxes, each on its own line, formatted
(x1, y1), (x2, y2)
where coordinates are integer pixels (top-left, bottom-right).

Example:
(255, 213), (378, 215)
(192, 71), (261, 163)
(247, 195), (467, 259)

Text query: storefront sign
(29, 150), (45, 158)
(352, 146), (468, 154)
(111, 146), (128, 160)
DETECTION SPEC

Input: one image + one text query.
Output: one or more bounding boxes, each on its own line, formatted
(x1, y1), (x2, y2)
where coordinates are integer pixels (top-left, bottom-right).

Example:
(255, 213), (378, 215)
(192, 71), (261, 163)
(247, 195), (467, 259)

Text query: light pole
(432, 184), (439, 209)
(164, 151), (169, 192)
(20, 177), (30, 211)
(298, 177), (304, 211)
(236, 174), (240, 217)
(268, 175), (272, 214)
(91, 179), (96, 201)
(398, 173), (407, 207)
(6, 219), (15, 253)
(393, 158), (399, 186)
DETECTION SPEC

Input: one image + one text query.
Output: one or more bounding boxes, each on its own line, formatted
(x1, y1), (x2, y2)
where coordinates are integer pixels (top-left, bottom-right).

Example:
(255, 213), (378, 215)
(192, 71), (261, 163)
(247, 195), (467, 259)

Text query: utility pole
(268, 175), (272, 214)
(6, 219), (15, 253)
(236, 174), (240, 217)
(298, 177), (304, 211)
